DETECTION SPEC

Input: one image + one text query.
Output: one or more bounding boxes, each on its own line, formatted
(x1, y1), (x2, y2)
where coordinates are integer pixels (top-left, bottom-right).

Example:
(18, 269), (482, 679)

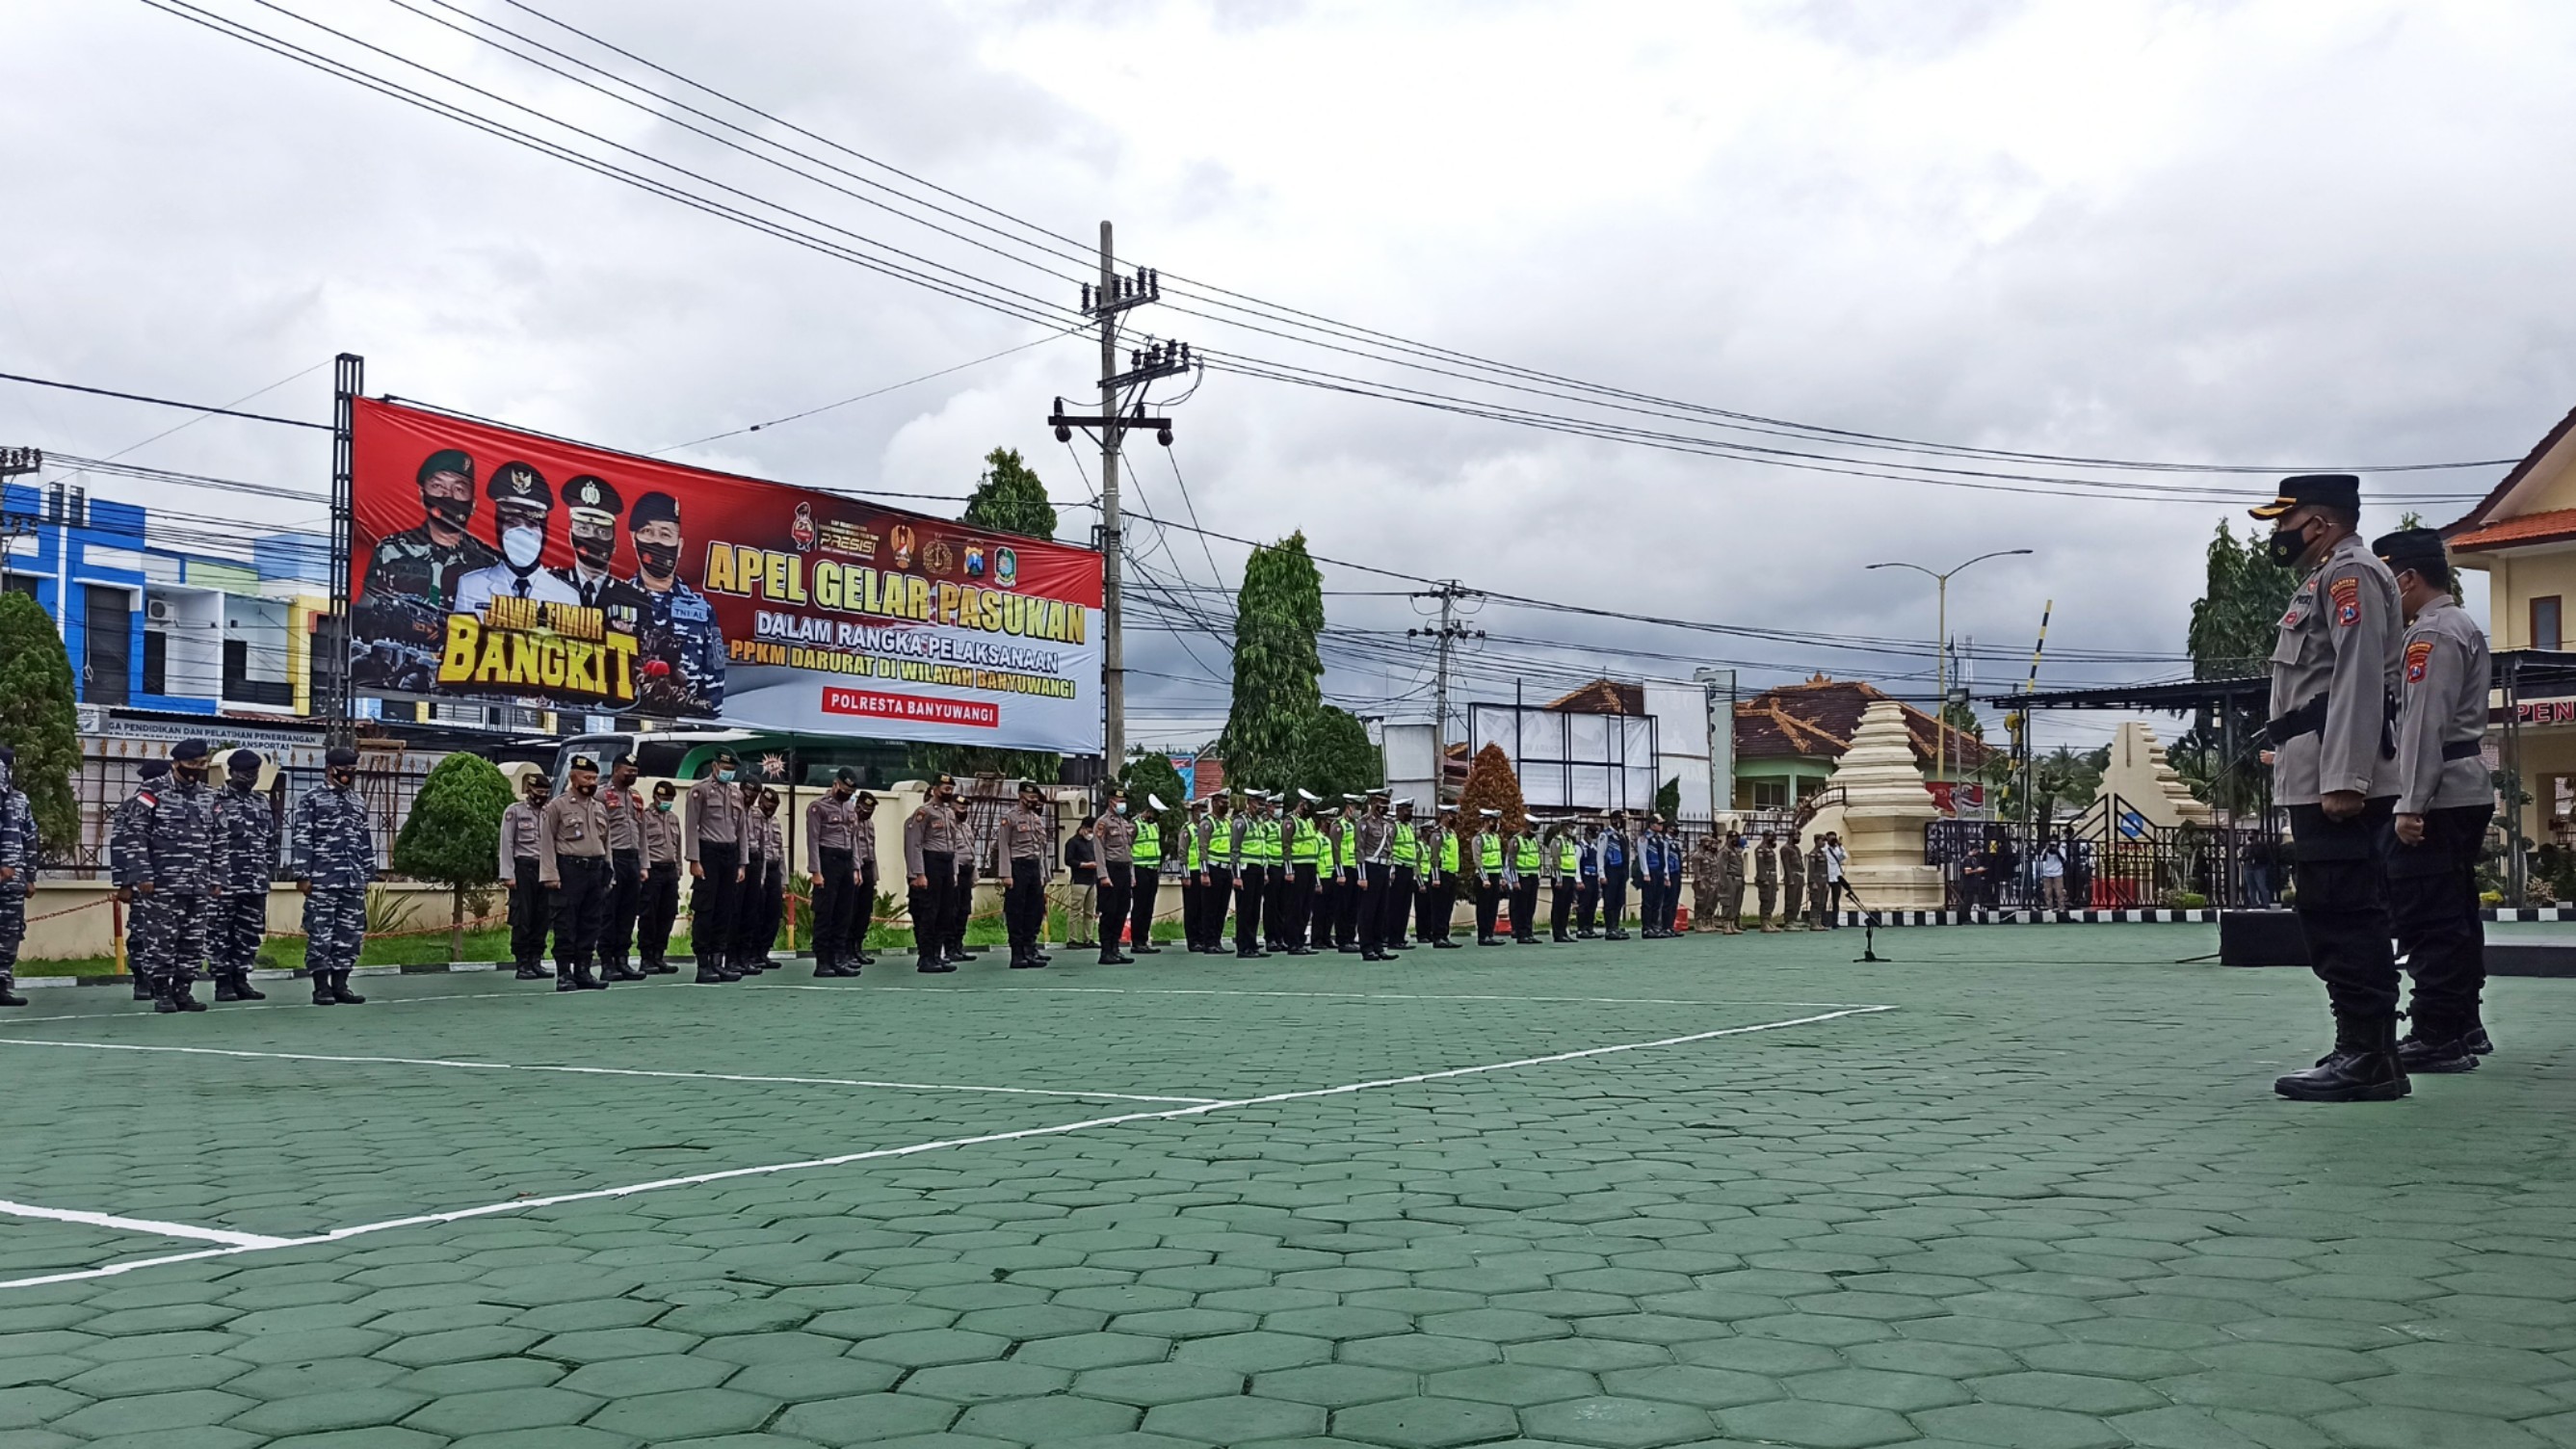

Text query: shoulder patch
(2330, 575), (2363, 628)
(2405, 638), (2434, 684)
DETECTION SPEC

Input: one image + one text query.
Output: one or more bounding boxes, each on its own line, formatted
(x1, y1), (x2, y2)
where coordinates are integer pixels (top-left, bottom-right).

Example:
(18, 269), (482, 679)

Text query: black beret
(563, 475), (622, 520)
(325, 746), (360, 768)
(834, 767), (858, 786)
(631, 491), (681, 530)
(712, 748), (738, 763)
(171, 739), (210, 763)
(140, 760), (170, 779)
(486, 461), (551, 507)
(2250, 473), (2361, 519)
(568, 753), (599, 772)
(227, 750), (262, 773)
(417, 449), (474, 487)
(2373, 527), (2451, 576)
(0, 745), (13, 767)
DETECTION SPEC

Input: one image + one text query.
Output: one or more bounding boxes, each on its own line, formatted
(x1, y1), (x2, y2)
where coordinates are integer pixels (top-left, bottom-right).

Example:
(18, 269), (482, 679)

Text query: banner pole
(328, 353), (363, 750)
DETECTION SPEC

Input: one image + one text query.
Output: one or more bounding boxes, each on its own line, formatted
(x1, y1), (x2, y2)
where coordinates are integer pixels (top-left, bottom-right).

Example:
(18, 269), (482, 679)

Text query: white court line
(0, 1199), (291, 1250)
(0, 989), (537, 1029)
(749, 983), (1882, 1010)
(0, 1039), (1221, 1105)
(0, 1004), (1893, 1291)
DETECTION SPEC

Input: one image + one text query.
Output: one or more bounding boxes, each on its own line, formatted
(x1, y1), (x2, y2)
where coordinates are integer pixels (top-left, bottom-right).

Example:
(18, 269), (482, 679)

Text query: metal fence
(1927, 800), (2282, 911)
(45, 742), (438, 881)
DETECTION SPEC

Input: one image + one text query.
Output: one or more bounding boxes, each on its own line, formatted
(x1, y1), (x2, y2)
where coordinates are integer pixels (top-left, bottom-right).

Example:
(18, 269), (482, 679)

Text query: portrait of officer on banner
(627, 489), (728, 718)
(453, 461), (583, 617)
(351, 447), (502, 690)
(548, 474), (646, 629)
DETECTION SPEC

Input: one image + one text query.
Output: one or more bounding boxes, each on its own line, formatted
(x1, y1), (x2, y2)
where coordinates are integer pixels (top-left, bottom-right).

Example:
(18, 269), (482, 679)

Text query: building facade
(2444, 404), (2576, 848)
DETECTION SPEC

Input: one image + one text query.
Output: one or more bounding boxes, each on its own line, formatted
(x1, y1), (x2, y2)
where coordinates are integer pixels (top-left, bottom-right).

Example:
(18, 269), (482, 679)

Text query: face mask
(1114, 803), (1128, 815)
(228, 772), (257, 790)
(716, 769), (735, 783)
(636, 541), (680, 579)
(176, 765), (207, 785)
(574, 778), (597, 796)
(2266, 519), (2314, 568)
(571, 530), (615, 570)
(502, 525), (545, 571)
(424, 494), (473, 528)
(328, 770), (355, 788)
(654, 799), (672, 812)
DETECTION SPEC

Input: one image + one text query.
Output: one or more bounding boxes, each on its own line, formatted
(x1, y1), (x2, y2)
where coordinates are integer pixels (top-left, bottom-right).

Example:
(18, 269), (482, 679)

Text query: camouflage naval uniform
(142, 765), (219, 1007)
(0, 751), (33, 1005)
(291, 764), (377, 1004)
(110, 770), (166, 999)
(353, 525), (501, 690)
(208, 766), (277, 999)
(634, 578), (727, 717)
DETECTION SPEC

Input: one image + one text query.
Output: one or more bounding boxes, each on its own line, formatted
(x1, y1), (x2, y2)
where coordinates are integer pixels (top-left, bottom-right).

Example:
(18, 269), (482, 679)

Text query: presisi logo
(791, 502), (817, 553)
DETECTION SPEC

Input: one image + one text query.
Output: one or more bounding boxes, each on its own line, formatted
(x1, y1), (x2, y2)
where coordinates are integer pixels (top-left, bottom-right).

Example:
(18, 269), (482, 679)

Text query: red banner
(347, 398), (1103, 751)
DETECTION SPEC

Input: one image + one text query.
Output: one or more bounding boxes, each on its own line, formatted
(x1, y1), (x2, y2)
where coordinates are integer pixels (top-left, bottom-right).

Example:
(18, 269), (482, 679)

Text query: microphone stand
(1841, 883), (1888, 963)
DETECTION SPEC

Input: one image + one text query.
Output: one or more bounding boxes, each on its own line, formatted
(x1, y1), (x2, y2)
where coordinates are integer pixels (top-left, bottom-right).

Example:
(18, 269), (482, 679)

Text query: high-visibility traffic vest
(1133, 820), (1161, 868)
(1392, 823), (1419, 867)
(1515, 837), (1542, 872)
(1479, 833), (1503, 872)
(1440, 833), (1461, 872)
(1256, 819), (1283, 864)
(1289, 818), (1321, 864)
(1559, 841), (1580, 874)
(1184, 820), (1203, 870)
(1209, 817), (1236, 863)
(1335, 822), (1356, 869)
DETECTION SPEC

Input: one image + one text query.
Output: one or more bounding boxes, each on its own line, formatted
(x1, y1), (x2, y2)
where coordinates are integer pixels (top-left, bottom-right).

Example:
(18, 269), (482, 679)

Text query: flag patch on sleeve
(2405, 639), (2433, 684)
(2330, 576), (2362, 627)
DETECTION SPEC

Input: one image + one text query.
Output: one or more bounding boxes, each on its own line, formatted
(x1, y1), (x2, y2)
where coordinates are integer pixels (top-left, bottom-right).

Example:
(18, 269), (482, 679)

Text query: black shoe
(2275, 1021), (2409, 1102)
(1433, 939), (1461, 949)
(1478, 936), (1501, 946)
(1133, 944), (1163, 955)
(950, 950), (982, 963)
(1389, 941), (1414, 951)
(514, 962), (551, 980)
(649, 960), (679, 975)
(2397, 1031), (2481, 1073)
(854, 953), (876, 967)
(1098, 952), (1133, 965)
(1553, 933), (1572, 943)
(214, 975), (247, 1003)
(2465, 1024), (2496, 1056)
(132, 977), (155, 1000)
(308, 975), (339, 1006)
(153, 986), (180, 1014)
(693, 967), (728, 984)
(0, 988), (23, 1008)
(573, 965), (607, 990)
(918, 960), (956, 974)
(1011, 954), (1047, 969)
(812, 959), (843, 978)
(559, 975), (580, 992)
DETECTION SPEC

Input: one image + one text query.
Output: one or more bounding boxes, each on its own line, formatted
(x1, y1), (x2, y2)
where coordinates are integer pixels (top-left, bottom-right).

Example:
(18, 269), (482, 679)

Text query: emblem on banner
(923, 539), (956, 575)
(963, 543), (987, 579)
(791, 502), (817, 553)
(995, 547), (1018, 588)
(888, 524), (915, 569)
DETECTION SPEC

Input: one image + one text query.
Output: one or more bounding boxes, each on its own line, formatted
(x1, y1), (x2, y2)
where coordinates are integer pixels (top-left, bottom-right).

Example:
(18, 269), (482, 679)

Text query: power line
(0, 370), (332, 431)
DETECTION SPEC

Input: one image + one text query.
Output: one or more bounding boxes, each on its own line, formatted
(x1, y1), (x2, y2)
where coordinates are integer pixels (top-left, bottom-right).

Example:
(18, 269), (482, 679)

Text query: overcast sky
(6, 0), (2572, 751)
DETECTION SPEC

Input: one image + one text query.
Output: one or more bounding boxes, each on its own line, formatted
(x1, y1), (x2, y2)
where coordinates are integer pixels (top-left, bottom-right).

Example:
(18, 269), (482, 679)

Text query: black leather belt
(2442, 740), (2483, 761)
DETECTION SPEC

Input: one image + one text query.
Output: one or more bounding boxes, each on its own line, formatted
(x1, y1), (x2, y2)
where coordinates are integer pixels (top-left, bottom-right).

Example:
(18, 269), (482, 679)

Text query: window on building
(1748, 778), (1789, 811)
(3, 574), (37, 601)
(142, 629), (169, 696)
(2537, 595), (2563, 652)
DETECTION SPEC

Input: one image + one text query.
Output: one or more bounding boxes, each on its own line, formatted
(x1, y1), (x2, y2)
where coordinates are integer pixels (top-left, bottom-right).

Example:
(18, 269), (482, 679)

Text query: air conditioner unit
(145, 597), (173, 624)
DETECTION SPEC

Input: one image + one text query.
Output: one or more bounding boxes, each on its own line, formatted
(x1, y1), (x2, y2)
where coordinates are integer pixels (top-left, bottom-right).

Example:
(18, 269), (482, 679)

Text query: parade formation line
(0, 1004), (1895, 1294)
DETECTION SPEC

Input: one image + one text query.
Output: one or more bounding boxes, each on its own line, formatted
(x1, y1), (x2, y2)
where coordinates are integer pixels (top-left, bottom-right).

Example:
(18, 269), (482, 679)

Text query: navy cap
(631, 491), (680, 530)
(171, 739), (210, 763)
(226, 749), (261, 774)
(0, 745), (13, 767)
(417, 449), (474, 487)
(2250, 473), (2361, 519)
(325, 746), (360, 768)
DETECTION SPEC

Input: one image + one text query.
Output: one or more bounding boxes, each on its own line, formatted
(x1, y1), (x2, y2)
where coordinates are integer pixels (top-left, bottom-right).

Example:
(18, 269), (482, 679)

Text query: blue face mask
(716, 769), (735, 783)
(654, 800), (672, 812)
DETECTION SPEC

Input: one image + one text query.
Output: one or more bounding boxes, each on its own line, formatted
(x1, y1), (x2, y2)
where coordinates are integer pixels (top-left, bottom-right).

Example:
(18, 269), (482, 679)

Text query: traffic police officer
(2377, 526), (2497, 1073)
(1419, 804), (1459, 946)
(1233, 792), (1273, 959)
(207, 750), (273, 1001)
(1384, 799), (1419, 953)
(290, 745), (375, 1006)
(0, 747), (32, 1008)
(539, 753), (613, 991)
(501, 773), (552, 979)
(1196, 795), (1232, 954)
(1474, 809), (1508, 945)
(1129, 795), (1167, 955)
(1510, 820), (1543, 944)
(2256, 475), (2407, 1102)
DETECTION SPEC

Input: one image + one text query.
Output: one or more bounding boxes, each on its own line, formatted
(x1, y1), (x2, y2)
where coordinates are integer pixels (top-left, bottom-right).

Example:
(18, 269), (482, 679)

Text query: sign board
(1467, 702), (1658, 811)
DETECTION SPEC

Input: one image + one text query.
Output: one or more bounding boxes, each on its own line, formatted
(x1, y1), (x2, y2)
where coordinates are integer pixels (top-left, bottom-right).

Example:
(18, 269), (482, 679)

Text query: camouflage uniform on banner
(207, 751), (275, 1002)
(0, 747), (33, 1007)
(111, 763), (170, 1000)
(291, 747), (377, 1006)
(144, 742), (221, 1013)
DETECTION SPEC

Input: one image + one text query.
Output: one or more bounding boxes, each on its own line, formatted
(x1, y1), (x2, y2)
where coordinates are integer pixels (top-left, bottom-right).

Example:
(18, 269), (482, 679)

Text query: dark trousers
(1637, 878), (1661, 933)
(1357, 862), (1392, 949)
(1099, 859), (1134, 950)
(1665, 877), (1685, 933)
(947, 867), (974, 953)
(1130, 870), (1161, 948)
(1511, 876), (1540, 940)
(552, 856), (612, 972)
(1601, 874), (1628, 934)
(1336, 869), (1363, 947)
(510, 856), (547, 966)
(1551, 878), (1575, 938)
(1235, 863), (1268, 952)
(731, 853), (771, 962)
(1199, 866), (1233, 949)
(2390, 802), (2492, 1037)
(909, 850), (952, 964)
(602, 849), (643, 967)
(1272, 863), (1304, 947)
(814, 848), (855, 964)
(2289, 799), (2401, 1023)
(1009, 857), (1044, 952)
(1476, 876), (1503, 939)
(1575, 880), (1599, 934)
(639, 862), (680, 964)
(211, 892), (265, 976)
(854, 861), (877, 957)
(1380, 865), (1412, 948)
(691, 841), (740, 965)
(1420, 877), (1454, 940)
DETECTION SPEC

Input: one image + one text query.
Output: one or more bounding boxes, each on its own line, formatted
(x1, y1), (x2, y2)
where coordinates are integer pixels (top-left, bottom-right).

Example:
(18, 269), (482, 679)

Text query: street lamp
(1865, 549), (2033, 786)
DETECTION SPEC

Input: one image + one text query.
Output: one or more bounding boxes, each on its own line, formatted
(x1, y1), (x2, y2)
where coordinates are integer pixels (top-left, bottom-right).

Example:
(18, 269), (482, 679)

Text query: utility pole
(1047, 221), (1188, 781)
(1408, 579), (1483, 801)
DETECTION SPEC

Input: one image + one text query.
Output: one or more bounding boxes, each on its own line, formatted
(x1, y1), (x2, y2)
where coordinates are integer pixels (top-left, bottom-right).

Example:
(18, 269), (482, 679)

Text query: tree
(907, 741), (1060, 785)
(2184, 518), (2297, 811)
(1218, 532), (1326, 791)
(2031, 745), (2104, 826)
(1458, 743), (1529, 838)
(1654, 777), (1681, 821)
(1117, 750), (1188, 830)
(0, 593), (79, 854)
(391, 752), (514, 960)
(1285, 706), (1381, 802)
(960, 447), (1058, 540)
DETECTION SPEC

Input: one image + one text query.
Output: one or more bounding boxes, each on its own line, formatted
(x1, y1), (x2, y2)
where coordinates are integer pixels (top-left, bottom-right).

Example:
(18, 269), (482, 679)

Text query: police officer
(1129, 794), (1167, 955)
(685, 750), (747, 982)
(2256, 475), (2407, 1102)
(207, 750), (274, 1001)
(1510, 819), (1543, 944)
(1634, 820), (1665, 939)
(501, 773), (552, 980)
(1754, 830), (1781, 932)
(1354, 792), (1395, 961)
(539, 753), (614, 991)
(1778, 831), (1806, 931)
(639, 779), (685, 973)
(0, 746), (33, 1008)
(1474, 809), (1508, 945)
(1598, 812), (1632, 941)
(1419, 804), (1460, 947)
(1383, 799), (1419, 954)
(453, 461), (580, 615)
(628, 490), (727, 716)
(1574, 822), (1603, 937)
(597, 755), (647, 982)
(1718, 831), (1748, 935)
(291, 745), (376, 1006)
(734, 779), (776, 974)
(945, 793), (980, 966)
(995, 780), (1054, 969)
(806, 769), (863, 978)
(139, 740), (221, 1013)
(1178, 797), (1211, 952)
(1548, 822), (1581, 943)
(1233, 792), (1273, 959)
(550, 475), (644, 617)
(2377, 527), (2496, 1074)
(904, 775), (960, 973)
(111, 761), (170, 1001)
(1094, 786), (1136, 963)
(740, 787), (785, 971)
(1196, 795), (1232, 954)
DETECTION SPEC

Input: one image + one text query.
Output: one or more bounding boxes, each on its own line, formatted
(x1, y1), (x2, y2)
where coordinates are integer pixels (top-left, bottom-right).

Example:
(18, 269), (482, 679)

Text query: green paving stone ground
(2, 924), (2574, 1447)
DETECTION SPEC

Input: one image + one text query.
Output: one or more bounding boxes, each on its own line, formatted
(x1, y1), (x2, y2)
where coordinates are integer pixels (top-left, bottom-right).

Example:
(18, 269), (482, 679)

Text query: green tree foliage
(1459, 743), (1528, 838)
(1218, 532), (1326, 791)
(960, 447), (1058, 540)
(391, 752), (515, 960)
(1654, 777), (1681, 821)
(0, 593), (79, 854)
(1285, 706), (1381, 802)
(1117, 750), (1188, 830)
(907, 742), (1060, 785)
(2184, 518), (2297, 810)
(2032, 745), (2106, 825)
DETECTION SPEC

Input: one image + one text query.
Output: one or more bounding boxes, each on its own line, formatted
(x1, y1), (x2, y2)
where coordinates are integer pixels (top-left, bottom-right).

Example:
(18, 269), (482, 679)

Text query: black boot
(214, 973), (247, 1003)
(233, 972), (266, 1000)
(573, 962), (607, 990)
(0, 983), (22, 1008)
(153, 979), (181, 1014)
(647, 957), (678, 975)
(692, 963), (727, 984)
(2398, 1014), (2483, 1073)
(309, 971), (341, 1006)
(132, 973), (155, 1001)
(2274, 1017), (2409, 1102)
(1012, 948), (1046, 969)
(514, 960), (551, 981)
(332, 970), (365, 1004)
(559, 964), (580, 993)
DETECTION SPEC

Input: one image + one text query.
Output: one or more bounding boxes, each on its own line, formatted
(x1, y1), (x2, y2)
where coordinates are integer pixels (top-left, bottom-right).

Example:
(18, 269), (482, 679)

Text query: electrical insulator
(1157, 427), (1173, 446)
(1055, 425), (1072, 443)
